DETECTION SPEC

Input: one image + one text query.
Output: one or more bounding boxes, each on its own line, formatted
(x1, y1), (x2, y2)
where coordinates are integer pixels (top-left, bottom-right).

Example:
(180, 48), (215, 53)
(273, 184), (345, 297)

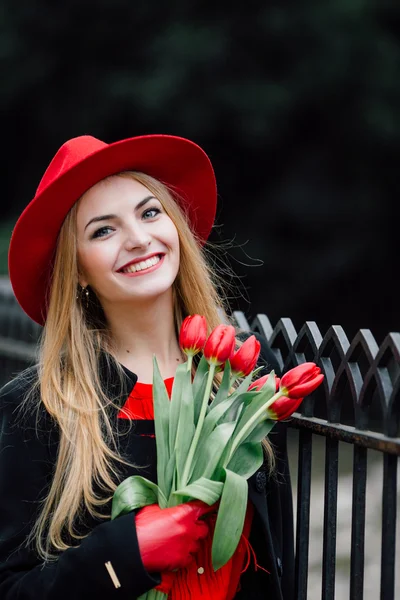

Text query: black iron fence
(234, 311), (399, 600)
(0, 280), (399, 599)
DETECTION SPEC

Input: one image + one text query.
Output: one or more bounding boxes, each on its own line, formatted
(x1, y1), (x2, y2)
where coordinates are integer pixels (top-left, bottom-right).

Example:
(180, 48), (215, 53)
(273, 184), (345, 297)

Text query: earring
(77, 285), (89, 309)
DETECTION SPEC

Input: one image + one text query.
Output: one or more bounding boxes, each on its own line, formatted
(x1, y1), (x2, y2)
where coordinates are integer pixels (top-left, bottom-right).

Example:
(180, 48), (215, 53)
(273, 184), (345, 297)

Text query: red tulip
(280, 362), (324, 399)
(179, 315), (207, 356)
(266, 396), (304, 421)
(230, 335), (261, 377)
(203, 324), (236, 366)
(248, 373), (281, 392)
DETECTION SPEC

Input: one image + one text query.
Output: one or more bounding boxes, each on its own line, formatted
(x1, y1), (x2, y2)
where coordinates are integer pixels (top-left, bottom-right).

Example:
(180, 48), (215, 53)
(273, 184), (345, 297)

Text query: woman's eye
(92, 226), (114, 239)
(142, 207), (161, 220)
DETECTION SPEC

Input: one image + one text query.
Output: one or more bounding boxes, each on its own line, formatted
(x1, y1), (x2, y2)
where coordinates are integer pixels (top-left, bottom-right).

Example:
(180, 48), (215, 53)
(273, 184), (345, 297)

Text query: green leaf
(111, 476), (165, 519)
(175, 368), (195, 488)
(243, 419), (276, 443)
(173, 477), (223, 505)
(152, 356), (171, 495)
(209, 367), (254, 411)
(212, 469), (248, 571)
(251, 365), (265, 379)
(190, 421), (236, 481)
(137, 589), (167, 600)
(164, 449), (176, 503)
(198, 390), (251, 448)
(226, 441), (264, 478)
(192, 353), (209, 395)
(207, 360), (231, 411)
(192, 354), (210, 425)
(214, 391), (256, 426)
(233, 371), (277, 439)
(168, 362), (188, 455)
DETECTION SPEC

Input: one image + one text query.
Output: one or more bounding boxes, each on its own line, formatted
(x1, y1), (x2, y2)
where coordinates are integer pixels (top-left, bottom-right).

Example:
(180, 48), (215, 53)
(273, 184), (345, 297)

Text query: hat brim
(8, 134), (217, 325)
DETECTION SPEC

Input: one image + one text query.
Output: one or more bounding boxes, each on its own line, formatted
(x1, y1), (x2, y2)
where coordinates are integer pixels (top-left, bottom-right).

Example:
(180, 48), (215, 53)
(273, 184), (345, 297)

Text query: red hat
(8, 134), (217, 325)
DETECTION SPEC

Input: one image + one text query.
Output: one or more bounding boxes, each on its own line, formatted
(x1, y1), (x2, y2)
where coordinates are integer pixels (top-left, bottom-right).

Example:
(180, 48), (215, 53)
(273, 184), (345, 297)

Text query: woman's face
(76, 175), (180, 309)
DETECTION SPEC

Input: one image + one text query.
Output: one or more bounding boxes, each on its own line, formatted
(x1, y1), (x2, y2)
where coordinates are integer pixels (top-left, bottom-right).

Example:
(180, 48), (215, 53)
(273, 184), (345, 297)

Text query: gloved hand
(135, 500), (215, 573)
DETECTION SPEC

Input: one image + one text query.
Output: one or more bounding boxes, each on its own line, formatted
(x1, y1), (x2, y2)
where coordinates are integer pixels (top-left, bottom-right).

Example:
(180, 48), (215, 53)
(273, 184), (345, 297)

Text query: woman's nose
(123, 223), (152, 250)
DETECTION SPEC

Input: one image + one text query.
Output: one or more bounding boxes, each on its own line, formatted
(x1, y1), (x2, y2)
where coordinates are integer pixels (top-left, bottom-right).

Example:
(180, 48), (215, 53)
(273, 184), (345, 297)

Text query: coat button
(255, 471), (267, 493)
(276, 557), (283, 577)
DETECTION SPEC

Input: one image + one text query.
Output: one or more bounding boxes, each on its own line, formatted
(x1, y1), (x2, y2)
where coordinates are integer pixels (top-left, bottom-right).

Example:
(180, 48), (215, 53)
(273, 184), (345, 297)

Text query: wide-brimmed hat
(8, 134), (217, 325)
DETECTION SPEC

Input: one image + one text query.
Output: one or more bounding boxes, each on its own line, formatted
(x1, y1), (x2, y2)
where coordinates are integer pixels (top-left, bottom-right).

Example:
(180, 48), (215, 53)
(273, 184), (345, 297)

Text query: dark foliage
(1, 0), (399, 340)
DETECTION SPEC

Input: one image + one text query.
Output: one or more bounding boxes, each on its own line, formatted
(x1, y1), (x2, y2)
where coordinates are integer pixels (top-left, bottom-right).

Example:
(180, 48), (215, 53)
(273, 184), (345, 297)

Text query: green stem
(187, 354), (193, 373)
(229, 375), (238, 389)
(226, 391), (283, 463)
(180, 362), (216, 486)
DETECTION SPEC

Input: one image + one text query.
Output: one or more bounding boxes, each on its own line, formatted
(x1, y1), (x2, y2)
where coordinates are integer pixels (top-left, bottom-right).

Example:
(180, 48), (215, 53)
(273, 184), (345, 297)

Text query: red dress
(118, 379), (255, 599)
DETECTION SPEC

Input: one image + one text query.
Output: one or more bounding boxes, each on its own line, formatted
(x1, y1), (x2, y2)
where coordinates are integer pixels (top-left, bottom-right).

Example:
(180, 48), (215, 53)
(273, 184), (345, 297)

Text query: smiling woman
(1, 135), (295, 600)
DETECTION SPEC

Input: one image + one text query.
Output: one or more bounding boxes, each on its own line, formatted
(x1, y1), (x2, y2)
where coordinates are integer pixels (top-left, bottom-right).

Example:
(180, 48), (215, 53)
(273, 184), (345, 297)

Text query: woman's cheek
(78, 241), (115, 286)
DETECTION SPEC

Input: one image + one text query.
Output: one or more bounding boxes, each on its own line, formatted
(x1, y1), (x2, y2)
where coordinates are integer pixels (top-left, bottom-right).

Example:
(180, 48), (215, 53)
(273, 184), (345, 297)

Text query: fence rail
(0, 280), (399, 599)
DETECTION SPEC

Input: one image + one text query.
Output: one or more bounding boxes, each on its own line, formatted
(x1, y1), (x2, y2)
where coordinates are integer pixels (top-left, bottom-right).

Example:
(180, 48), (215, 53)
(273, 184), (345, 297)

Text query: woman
(0, 134), (294, 599)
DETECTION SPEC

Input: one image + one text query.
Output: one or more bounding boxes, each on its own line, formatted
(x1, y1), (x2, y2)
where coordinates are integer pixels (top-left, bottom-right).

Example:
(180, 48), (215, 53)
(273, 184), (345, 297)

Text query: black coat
(0, 333), (294, 599)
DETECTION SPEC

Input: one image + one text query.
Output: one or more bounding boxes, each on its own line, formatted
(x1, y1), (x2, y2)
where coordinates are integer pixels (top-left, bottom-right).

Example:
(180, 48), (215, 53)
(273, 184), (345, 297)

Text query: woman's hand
(135, 500), (214, 572)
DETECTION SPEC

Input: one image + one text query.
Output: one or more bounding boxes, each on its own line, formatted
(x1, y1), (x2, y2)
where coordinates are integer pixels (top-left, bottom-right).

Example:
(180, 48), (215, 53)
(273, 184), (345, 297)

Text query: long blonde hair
(22, 172), (273, 561)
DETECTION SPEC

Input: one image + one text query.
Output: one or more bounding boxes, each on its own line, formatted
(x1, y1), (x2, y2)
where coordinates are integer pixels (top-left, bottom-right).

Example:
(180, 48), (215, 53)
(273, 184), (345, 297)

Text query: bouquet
(111, 316), (324, 600)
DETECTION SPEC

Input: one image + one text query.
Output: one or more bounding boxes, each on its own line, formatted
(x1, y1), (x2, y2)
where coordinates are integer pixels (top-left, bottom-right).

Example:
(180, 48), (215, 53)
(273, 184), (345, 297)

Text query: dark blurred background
(1, 0), (399, 343)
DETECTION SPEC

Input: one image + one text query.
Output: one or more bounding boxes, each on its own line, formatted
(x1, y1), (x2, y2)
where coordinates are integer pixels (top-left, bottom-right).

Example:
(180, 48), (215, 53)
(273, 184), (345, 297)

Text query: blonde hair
(22, 171), (274, 561)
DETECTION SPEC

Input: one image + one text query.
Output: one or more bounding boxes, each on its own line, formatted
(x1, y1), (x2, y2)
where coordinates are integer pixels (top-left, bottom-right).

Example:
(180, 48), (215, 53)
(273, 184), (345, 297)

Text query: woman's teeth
(122, 255), (161, 273)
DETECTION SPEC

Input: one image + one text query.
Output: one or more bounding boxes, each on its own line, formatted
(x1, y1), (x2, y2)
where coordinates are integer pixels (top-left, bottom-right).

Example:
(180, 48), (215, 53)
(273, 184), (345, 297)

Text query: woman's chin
(105, 285), (174, 306)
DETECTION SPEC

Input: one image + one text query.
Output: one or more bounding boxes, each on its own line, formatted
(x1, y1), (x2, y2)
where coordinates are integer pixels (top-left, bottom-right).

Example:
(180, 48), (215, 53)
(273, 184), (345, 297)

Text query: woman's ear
(77, 270), (88, 289)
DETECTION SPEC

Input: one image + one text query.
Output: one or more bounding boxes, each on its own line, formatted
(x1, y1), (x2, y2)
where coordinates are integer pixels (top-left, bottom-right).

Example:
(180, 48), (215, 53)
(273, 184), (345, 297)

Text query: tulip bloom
(248, 373), (281, 392)
(230, 335), (261, 377)
(266, 396), (303, 421)
(179, 315), (207, 357)
(280, 362), (324, 399)
(203, 324), (236, 366)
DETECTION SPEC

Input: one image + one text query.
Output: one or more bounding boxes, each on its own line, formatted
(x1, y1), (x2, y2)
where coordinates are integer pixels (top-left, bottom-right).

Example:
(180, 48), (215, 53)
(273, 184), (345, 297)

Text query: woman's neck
(104, 293), (186, 383)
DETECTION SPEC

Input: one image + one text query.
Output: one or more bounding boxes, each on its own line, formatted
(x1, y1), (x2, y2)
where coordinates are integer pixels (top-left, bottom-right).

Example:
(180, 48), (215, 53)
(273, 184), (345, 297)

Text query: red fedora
(8, 134), (217, 325)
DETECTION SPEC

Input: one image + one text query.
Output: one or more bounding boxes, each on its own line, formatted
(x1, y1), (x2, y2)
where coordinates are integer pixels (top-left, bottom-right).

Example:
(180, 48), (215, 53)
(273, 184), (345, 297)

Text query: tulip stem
(229, 375), (238, 389)
(226, 391), (283, 463)
(180, 362), (216, 486)
(186, 354), (193, 373)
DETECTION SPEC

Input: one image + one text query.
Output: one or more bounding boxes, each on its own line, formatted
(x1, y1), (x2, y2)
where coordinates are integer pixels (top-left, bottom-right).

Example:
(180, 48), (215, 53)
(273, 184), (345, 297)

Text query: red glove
(135, 501), (214, 573)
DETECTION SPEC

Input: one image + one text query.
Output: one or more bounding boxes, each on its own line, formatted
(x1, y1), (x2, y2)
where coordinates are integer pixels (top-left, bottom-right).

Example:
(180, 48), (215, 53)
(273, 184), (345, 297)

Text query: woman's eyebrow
(85, 213), (117, 230)
(84, 195), (156, 230)
(135, 195), (156, 211)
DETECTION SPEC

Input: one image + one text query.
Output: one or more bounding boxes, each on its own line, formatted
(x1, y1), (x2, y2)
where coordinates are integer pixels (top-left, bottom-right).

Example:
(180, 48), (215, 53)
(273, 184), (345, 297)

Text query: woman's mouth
(118, 254), (165, 276)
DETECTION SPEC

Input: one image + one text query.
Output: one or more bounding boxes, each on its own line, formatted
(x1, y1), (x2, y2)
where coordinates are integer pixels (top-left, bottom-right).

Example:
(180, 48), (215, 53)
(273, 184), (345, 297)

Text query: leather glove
(135, 500), (215, 572)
